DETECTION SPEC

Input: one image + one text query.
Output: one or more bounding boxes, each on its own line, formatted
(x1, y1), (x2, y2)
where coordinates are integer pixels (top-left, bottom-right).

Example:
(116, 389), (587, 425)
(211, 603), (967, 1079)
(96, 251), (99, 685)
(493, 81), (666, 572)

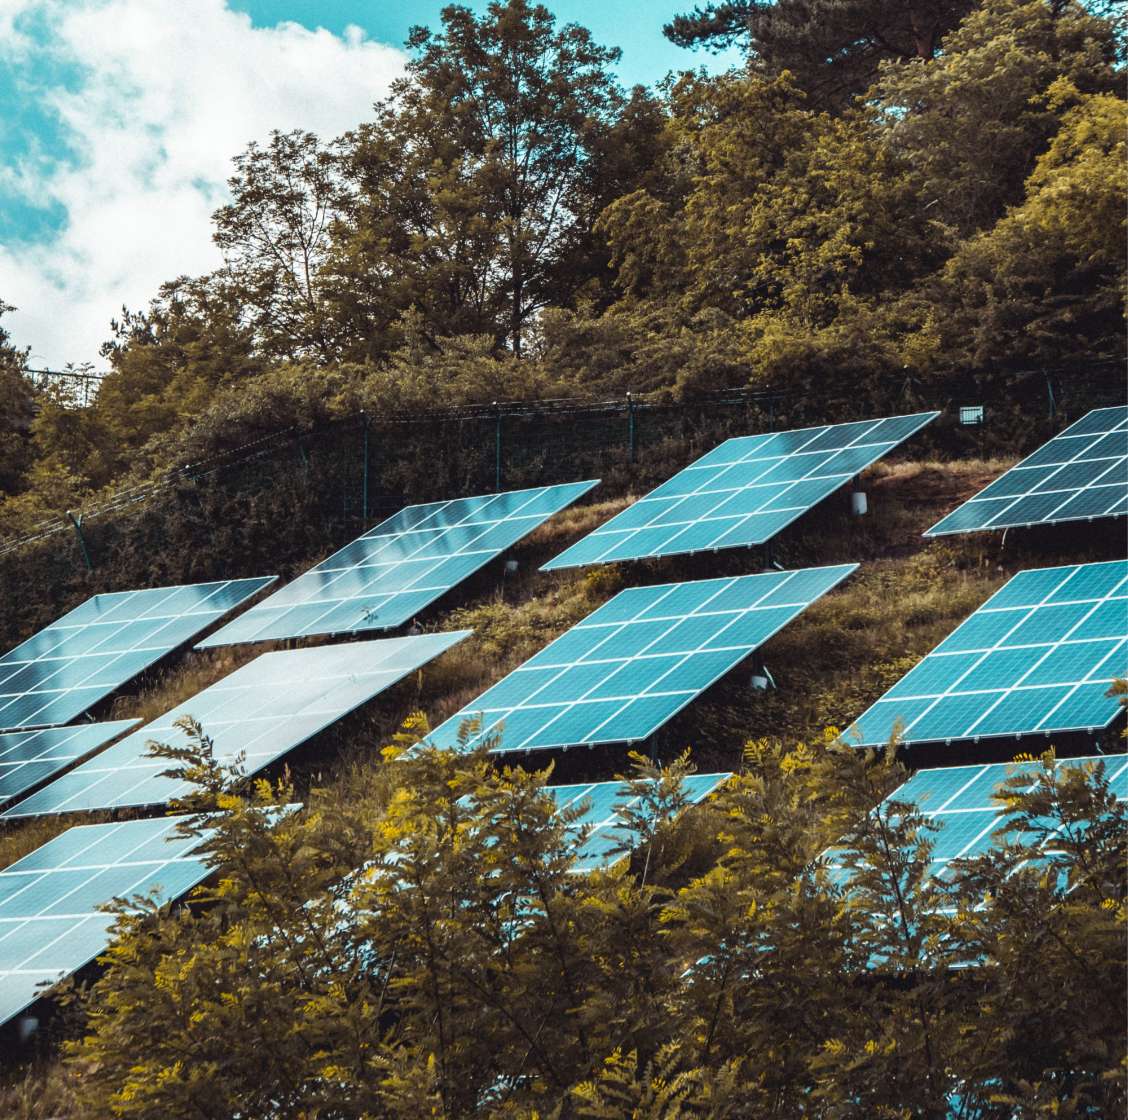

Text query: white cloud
(0, 0), (404, 368)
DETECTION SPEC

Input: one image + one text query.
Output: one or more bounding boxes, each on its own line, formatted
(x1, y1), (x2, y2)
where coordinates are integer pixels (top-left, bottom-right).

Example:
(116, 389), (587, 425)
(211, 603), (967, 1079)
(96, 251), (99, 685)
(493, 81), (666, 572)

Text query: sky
(0, 1), (739, 371)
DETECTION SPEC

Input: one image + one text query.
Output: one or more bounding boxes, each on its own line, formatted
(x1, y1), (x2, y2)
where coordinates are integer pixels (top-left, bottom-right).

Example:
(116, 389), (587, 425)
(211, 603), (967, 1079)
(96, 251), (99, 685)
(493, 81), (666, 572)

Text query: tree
(665, 0), (976, 108)
(0, 300), (35, 496)
(335, 0), (631, 357)
(212, 129), (346, 362)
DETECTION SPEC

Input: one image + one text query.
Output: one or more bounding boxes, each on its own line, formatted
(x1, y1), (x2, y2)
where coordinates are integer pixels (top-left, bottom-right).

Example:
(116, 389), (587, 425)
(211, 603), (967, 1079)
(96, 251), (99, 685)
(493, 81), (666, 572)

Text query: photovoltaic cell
(541, 413), (937, 569)
(0, 814), (211, 1027)
(197, 481), (599, 648)
(848, 560), (1128, 749)
(0, 720), (139, 807)
(546, 773), (731, 873)
(926, 405), (1128, 536)
(0, 577), (277, 732)
(2, 632), (470, 818)
(824, 755), (1127, 888)
(423, 564), (856, 755)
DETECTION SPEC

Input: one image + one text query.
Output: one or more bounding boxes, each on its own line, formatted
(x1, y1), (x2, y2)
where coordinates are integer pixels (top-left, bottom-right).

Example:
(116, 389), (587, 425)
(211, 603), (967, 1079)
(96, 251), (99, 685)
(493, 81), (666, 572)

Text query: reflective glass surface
(849, 561), (1128, 748)
(542, 412), (937, 569)
(0, 578), (277, 731)
(0, 815), (209, 1026)
(3, 632), (469, 818)
(198, 481), (598, 648)
(424, 564), (856, 754)
(926, 406), (1128, 536)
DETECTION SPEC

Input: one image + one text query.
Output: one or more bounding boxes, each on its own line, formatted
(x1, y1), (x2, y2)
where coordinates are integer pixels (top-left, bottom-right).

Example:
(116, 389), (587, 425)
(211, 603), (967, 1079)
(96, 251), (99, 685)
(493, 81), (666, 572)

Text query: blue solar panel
(848, 561), (1128, 749)
(541, 413), (937, 569)
(423, 564), (856, 754)
(824, 755), (1128, 888)
(0, 720), (139, 806)
(197, 481), (598, 648)
(546, 773), (730, 872)
(0, 577), (277, 732)
(926, 406), (1128, 536)
(3, 632), (470, 818)
(0, 814), (211, 1026)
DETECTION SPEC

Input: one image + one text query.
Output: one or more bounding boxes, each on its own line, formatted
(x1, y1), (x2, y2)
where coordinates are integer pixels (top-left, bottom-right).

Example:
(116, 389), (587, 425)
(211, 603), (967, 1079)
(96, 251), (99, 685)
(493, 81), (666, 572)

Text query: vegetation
(0, 0), (1122, 531)
(0, 0), (1124, 1116)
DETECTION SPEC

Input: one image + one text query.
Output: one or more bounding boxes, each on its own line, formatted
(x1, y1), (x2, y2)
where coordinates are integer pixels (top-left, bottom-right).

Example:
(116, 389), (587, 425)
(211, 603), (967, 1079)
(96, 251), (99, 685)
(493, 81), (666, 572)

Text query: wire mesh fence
(0, 362), (1122, 645)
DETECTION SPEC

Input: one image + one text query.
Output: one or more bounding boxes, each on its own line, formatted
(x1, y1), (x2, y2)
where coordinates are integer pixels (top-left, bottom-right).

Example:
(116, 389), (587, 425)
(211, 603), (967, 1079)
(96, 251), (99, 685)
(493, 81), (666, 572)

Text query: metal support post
(627, 392), (637, 464)
(66, 511), (94, 573)
(494, 401), (502, 491)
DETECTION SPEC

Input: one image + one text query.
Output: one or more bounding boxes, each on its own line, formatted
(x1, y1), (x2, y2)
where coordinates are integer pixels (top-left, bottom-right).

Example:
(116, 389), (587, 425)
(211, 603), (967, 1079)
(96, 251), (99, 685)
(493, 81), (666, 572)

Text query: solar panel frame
(925, 405), (1128, 537)
(2, 631), (471, 818)
(824, 755), (1128, 888)
(196, 481), (599, 649)
(847, 561), (1128, 749)
(0, 577), (278, 733)
(541, 412), (938, 570)
(546, 773), (731, 872)
(423, 564), (857, 755)
(0, 814), (211, 1027)
(0, 720), (140, 807)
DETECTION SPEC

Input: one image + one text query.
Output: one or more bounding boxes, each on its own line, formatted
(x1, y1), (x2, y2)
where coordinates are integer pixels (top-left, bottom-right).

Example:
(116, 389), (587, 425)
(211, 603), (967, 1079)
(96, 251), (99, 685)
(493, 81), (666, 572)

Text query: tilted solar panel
(541, 413), (937, 570)
(0, 720), (139, 807)
(926, 405), (1128, 537)
(197, 481), (599, 649)
(0, 814), (211, 1027)
(0, 577), (277, 732)
(3, 631), (470, 818)
(423, 564), (856, 755)
(546, 773), (731, 873)
(824, 754), (1127, 889)
(847, 560), (1128, 749)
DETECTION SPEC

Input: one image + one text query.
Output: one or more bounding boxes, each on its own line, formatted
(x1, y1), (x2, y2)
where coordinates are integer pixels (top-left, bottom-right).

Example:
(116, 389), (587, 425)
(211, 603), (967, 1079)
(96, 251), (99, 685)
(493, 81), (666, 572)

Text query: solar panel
(0, 814), (211, 1027)
(197, 481), (599, 649)
(541, 413), (937, 570)
(2, 631), (470, 818)
(926, 405), (1128, 537)
(0, 577), (278, 732)
(423, 564), (856, 755)
(848, 560), (1128, 749)
(546, 773), (731, 873)
(824, 755), (1128, 888)
(0, 720), (139, 807)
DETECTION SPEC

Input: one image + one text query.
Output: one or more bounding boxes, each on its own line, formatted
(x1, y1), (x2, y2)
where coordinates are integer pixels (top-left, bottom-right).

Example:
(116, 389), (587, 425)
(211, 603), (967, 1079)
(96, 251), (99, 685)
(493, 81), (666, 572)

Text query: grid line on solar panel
(824, 755), (1127, 888)
(0, 814), (210, 1027)
(0, 720), (139, 807)
(541, 412), (938, 570)
(926, 405), (1128, 537)
(0, 577), (278, 732)
(423, 564), (856, 755)
(848, 561), (1128, 749)
(197, 481), (599, 649)
(2, 631), (471, 819)
(545, 773), (731, 872)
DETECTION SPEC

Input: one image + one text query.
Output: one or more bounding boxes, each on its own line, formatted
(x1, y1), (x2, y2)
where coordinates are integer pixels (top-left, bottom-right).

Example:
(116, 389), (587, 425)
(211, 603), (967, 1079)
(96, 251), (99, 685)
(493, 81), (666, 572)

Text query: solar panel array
(849, 560), (1128, 749)
(0, 814), (211, 1027)
(423, 564), (856, 755)
(825, 755), (1128, 889)
(926, 405), (1128, 537)
(3, 632), (470, 818)
(0, 577), (277, 732)
(546, 773), (731, 873)
(198, 481), (598, 649)
(542, 412), (937, 570)
(0, 720), (139, 807)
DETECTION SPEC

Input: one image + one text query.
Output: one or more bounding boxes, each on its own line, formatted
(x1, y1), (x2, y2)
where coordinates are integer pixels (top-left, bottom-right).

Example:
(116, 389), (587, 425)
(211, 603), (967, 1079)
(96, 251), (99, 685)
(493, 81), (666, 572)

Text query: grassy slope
(1, 453), (1124, 1112)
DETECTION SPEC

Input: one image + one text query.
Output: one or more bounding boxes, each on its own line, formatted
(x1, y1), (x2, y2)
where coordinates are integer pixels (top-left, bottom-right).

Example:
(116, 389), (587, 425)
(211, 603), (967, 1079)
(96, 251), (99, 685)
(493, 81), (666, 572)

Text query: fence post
(493, 402), (503, 491)
(626, 392), (637, 464)
(1045, 374), (1057, 419)
(361, 413), (369, 523)
(66, 511), (94, 573)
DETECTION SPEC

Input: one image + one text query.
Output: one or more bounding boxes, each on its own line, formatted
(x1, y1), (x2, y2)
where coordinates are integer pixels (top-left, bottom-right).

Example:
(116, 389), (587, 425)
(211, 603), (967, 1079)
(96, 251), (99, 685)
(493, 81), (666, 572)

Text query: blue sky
(0, 1), (738, 369)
